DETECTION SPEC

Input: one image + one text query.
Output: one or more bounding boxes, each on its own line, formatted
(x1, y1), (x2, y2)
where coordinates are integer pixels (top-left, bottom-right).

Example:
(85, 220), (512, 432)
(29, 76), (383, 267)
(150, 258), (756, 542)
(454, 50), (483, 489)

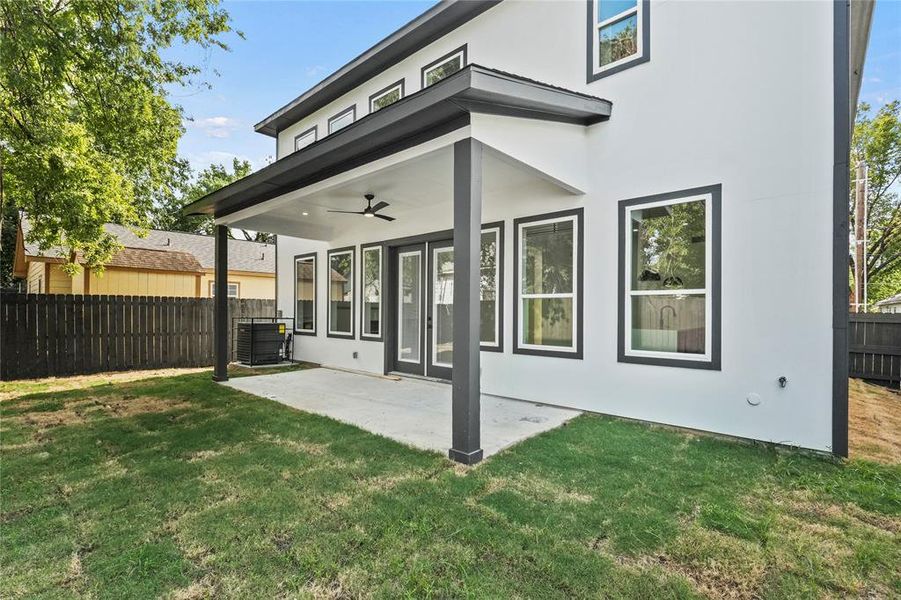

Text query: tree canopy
(0, 0), (237, 274)
(851, 101), (901, 305)
(153, 158), (272, 243)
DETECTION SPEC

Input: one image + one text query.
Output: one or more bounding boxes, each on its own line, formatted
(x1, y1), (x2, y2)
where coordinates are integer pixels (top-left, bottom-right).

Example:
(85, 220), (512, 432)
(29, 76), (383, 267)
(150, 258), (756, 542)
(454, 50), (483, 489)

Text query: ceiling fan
(327, 193), (396, 221)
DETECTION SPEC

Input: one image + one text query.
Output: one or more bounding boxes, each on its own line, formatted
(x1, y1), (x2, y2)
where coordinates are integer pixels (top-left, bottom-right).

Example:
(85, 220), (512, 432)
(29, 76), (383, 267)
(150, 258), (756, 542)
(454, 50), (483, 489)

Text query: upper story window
(514, 209), (583, 359)
(421, 45), (467, 88)
(294, 126), (317, 152)
(369, 80), (404, 114)
(328, 106), (355, 135)
(588, 0), (650, 82)
(618, 185), (721, 370)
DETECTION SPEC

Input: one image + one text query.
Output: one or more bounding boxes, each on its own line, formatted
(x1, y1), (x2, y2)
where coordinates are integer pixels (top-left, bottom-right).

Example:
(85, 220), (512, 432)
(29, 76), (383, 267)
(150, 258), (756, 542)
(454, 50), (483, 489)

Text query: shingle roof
(106, 248), (204, 273)
(874, 292), (901, 307)
(21, 219), (274, 274)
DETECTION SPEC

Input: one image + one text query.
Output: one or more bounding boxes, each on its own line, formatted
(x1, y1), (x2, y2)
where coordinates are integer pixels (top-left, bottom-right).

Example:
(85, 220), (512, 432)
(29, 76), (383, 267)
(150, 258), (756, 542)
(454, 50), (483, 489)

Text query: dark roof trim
(254, 0), (502, 137)
(184, 65), (612, 219)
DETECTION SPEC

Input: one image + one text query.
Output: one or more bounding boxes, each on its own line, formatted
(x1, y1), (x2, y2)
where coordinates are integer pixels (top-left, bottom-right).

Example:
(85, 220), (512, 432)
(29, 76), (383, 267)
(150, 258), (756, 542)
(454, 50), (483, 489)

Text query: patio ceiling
(219, 140), (578, 240)
(182, 65), (611, 222)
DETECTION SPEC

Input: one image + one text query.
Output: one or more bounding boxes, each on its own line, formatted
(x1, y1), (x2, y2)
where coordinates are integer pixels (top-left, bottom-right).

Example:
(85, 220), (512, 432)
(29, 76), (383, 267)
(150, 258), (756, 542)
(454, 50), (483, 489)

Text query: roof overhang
(254, 0), (502, 137)
(184, 65), (612, 219)
(849, 0), (875, 122)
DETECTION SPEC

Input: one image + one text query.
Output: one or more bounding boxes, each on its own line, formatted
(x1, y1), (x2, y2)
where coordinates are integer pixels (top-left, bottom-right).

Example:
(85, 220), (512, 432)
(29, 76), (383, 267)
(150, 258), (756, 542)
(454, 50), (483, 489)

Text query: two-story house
(185, 0), (872, 464)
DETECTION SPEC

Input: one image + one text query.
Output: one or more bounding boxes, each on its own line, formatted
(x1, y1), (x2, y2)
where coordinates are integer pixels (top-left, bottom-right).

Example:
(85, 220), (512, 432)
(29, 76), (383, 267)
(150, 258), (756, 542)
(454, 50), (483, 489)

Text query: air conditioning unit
(236, 322), (286, 366)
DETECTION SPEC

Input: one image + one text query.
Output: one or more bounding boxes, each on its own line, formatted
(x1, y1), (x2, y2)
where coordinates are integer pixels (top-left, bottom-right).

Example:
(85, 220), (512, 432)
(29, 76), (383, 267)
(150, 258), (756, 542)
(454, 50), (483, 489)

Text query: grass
(1, 370), (899, 599)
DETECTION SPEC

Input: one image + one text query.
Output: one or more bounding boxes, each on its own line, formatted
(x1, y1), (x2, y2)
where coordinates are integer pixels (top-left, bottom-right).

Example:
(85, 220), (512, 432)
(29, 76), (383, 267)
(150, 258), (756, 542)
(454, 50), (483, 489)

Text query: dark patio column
(213, 224), (229, 382)
(449, 138), (483, 465)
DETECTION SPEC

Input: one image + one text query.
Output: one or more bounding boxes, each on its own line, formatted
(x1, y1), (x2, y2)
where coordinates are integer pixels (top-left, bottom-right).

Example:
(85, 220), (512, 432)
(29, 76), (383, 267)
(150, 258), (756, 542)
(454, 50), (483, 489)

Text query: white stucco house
(185, 0), (873, 463)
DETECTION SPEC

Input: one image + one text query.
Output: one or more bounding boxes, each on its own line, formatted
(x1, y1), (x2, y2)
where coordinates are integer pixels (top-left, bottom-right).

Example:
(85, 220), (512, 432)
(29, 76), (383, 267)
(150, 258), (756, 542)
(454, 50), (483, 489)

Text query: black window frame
(617, 184), (722, 370)
(293, 251), (317, 336)
(293, 126), (317, 152)
(359, 242), (384, 342)
(586, 0), (651, 83)
(368, 79), (405, 114)
(326, 246), (356, 339)
(327, 105), (356, 135)
(513, 208), (584, 360)
(421, 44), (468, 89)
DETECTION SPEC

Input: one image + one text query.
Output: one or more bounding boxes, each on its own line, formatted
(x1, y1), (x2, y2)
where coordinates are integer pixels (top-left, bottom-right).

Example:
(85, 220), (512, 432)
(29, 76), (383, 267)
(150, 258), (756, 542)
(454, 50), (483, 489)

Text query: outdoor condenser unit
(236, 322), (286, 366)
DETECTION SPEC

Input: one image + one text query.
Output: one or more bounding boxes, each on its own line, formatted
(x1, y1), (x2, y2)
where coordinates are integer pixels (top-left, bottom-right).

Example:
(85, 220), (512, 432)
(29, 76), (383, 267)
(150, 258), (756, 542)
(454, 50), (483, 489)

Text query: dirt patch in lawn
(849, 378), (901, 464)
(15, 395), (191, 430)
(0, 368), (208, 402)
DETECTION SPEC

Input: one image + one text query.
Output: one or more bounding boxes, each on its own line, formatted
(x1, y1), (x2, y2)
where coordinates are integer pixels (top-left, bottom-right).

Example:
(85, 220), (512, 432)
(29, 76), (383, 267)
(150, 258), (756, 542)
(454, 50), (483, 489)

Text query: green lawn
(2, 370), (899, 599)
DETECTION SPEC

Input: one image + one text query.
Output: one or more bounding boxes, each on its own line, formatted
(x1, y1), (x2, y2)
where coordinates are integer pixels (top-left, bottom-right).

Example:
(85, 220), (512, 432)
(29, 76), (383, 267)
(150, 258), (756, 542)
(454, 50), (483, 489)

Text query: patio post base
(448, 447), (483, 465)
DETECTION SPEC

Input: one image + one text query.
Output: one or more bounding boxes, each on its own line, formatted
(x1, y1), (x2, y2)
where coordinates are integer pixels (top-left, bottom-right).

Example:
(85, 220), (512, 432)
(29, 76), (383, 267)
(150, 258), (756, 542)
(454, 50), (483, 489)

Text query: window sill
(513, 346), (583, 360)
(587, 53), (650, 83)
(326, 332), (355, 340)
(618, 353), (721, 371)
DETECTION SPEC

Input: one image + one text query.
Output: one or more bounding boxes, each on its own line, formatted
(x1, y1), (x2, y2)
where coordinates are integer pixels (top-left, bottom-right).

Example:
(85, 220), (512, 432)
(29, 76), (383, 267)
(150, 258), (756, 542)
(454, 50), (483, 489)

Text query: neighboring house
(873, 293), (901, 314)
(184, 1), (872, 463)
(13, 220), (275, 299)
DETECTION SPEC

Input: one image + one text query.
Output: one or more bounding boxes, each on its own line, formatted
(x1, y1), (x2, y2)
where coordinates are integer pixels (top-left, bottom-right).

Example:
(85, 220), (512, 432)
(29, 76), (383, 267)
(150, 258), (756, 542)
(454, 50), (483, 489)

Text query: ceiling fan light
(363, 212), (374, 218)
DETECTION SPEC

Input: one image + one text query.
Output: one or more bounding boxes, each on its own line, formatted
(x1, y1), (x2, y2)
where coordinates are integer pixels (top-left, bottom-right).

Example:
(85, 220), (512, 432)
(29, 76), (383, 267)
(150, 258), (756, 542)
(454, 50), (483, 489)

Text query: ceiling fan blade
(327, 210), (364, 214)
(374, 214), (396, 222)
(370, 201), (389, 213)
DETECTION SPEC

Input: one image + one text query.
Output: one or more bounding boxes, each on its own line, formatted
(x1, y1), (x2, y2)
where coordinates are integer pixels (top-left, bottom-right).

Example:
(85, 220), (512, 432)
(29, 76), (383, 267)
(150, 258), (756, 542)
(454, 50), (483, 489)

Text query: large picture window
(587, 0), (649, 82)
(327, 247), (354, 338)
(619, 185), (721, 369)
(294, 253), (316, 335)
(360, 244), (382, 340)
(514, 209), (583, 358)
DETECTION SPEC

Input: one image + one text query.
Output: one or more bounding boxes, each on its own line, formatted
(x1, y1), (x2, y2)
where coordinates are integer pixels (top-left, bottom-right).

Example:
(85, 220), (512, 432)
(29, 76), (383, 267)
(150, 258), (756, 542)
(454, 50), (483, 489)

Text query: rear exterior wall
(274, 0), (836, 451)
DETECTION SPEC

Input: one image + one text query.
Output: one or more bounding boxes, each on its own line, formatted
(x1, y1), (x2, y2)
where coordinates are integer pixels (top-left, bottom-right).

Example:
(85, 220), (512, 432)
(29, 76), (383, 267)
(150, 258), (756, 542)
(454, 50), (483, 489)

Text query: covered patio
(224, 367), (579, 458)
(185, 65), (611, 464)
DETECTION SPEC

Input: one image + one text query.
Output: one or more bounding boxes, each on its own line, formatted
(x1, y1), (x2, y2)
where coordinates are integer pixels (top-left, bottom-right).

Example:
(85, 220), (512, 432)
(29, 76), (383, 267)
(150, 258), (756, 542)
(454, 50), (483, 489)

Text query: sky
(169, 0), (901, 175)
(168, 0), (436, 173)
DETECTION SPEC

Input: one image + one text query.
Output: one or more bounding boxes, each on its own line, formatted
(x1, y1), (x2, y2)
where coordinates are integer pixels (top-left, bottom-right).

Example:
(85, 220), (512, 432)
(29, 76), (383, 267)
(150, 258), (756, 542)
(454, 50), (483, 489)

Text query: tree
(153, 158), (273, 243)
(851, 101), (901, 306)
(0, 0), (237, 275)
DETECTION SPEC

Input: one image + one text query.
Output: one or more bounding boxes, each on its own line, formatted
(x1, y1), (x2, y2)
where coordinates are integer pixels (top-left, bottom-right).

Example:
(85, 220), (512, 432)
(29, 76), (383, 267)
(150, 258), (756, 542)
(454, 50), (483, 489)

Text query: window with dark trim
(369, 80), (404, 114)
(327, 106), (355, 135)
(294, 252), (317, 335)
(294, 126), (317, 152)
(421, 45), (467, 88)
(618, 184), (721, 370)
(327, 247), (355, 338)
(360, 243), (383, 340)
(479, 224), (504, 351)
(587, 0), (650, 82)
(513, 209), (583, 359)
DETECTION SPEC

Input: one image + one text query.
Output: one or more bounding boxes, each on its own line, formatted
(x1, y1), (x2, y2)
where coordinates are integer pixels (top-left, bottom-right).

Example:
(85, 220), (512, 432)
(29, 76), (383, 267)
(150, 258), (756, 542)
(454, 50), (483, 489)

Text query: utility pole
(852, 161), (868, 313)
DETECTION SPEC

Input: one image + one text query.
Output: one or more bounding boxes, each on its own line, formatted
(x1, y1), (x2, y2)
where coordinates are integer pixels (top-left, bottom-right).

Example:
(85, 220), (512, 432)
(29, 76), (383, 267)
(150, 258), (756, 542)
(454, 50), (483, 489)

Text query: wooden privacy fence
(0, 293), (275, 381)
(849, 313), (901, 388)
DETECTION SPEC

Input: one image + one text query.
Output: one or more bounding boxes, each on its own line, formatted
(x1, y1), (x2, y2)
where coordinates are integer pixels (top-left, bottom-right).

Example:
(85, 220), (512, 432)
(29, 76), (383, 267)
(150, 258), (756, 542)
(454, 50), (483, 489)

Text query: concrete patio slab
(222, 367), (580, 458)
